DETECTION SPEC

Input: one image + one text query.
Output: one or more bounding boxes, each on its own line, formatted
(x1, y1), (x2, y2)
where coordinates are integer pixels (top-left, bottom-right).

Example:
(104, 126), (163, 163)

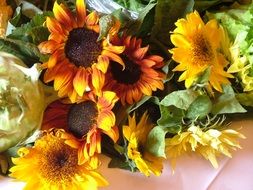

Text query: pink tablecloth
(1, 119), (253, 190)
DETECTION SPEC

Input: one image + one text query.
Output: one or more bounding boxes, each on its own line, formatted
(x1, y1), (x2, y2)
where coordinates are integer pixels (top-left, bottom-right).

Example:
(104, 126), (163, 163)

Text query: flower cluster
(0, 0), (252, 190)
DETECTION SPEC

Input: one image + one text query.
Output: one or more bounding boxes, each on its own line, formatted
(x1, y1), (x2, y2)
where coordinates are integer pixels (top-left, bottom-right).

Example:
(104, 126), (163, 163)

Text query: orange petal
(38, 40), (61, 54)
(76, 0), (86, 27)
(102, 50), (125, 69)
(98, 91), (118, 109)
(133, 46), (149, 60)
(92, 67), (105, 96)
(73, 68), (88, 96)
(103, 45), (125, 54)
(58, 76), (74, 98)
(44, 63), (63, 82)
(54, 68), (73, 90)
(140, 59), (156, 67)
(97, 110), (115, 131)
(96, 56), (110, 73)
(53, 1), (75, 30)
(85, 11), (99, 26)
(130, 37), (137, 50)
(49, 33), (65, 43)
(69, 89), (78, 103)
(46, 17), (64, 34)
(47, 50), (64, 68)
(102, 126), (119, 143)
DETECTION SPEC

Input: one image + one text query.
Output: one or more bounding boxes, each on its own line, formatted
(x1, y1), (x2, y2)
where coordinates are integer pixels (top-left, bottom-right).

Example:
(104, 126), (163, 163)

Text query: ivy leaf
(146, 126), (167, 157)
(157, 105), (183, 134)
(186, 95), (212, 120)
(212, 85), (247, 114)
(160, 89), (199, 110)
(151, 0), (194, 47)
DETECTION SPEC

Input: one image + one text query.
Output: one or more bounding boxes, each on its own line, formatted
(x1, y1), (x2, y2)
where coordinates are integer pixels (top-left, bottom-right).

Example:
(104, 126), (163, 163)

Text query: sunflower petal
(76, 0), (86, 27)
(73, 68), (88, 97)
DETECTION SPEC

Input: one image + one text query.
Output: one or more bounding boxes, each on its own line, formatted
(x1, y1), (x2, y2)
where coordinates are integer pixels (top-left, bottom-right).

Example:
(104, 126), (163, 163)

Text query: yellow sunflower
(42, 91), (119, 165)
(123, 112), (164, 176)
(9, 130), (108, 190)
(170, 11), (233, 92)
(39, 0), (124, 102)
(166, 125), (245, 170)
(104, 35), (165, 105)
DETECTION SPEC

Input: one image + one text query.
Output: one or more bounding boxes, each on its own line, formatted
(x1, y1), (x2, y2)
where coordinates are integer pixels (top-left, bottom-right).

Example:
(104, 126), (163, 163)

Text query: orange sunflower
(104, 35), (165, 105)
(39, 0), (124, 102)
(42, 91), (119, 165)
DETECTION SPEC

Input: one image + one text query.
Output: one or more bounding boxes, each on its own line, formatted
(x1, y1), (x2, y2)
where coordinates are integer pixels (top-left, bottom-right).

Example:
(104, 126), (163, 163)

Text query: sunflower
(104, 35), (165, 105)
(123, 112), (163, 176)
(42, 91), (119, 164)
(166, 125), (245, 170)
(39, 0), (125, 102)
(9, 130), (108, 190)
(170, 11), (233, 92)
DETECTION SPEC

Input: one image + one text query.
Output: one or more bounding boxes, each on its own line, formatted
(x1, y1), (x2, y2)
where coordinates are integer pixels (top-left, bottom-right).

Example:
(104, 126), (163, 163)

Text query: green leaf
(111, 8), (133, 25)
(146, 126), (167, 157)
(98, 14), (118, 41)
(236, 92), (253, 107)
(127, 0), (157, 35)
(113, 0), (149, 12)
(0, 38), (48, 66)
(8, 12), (52, 45)
(9, 6), (25, 27)
(108, 157), (137, 172)
(160, 89), (199, 110)
(157, 105), (183, 134)
(151, 0), (194, 47)
(194, 0), (236, 12)
(212, 85), (247, 114)
(197, 67), (211, 85)
(186, 95), (212, 120)
(127, 95), (159, 113)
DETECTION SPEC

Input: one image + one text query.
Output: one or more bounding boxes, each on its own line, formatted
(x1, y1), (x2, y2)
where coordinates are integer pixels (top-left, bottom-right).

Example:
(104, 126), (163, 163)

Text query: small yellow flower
(9, 130), (108, 190)
(123, 112), (163, 176)
(166, 125), (245, 170)
(227, 40), (253, 91)
(170, 11), (233, 92)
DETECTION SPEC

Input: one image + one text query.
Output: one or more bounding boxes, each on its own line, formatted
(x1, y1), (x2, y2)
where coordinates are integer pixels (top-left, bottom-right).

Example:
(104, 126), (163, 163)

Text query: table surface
(1, 119), (253, 190)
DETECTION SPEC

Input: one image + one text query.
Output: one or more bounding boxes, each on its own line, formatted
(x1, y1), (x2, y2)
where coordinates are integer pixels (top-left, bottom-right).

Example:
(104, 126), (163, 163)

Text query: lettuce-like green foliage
(0, 52), (45, 152)
(208, 3), (253, 92)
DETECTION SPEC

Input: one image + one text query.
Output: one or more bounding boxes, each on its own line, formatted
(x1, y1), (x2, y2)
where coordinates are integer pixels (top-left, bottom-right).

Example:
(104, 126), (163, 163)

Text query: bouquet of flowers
(0, 0), (252, 189)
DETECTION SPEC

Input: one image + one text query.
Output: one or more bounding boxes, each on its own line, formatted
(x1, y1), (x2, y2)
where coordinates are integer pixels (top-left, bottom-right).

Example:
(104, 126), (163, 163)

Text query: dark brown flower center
(192, 34), (214, 64)
(65, 28), (102, 68)
(67, 101), (98, 138)
(110, 55), (142, 84)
